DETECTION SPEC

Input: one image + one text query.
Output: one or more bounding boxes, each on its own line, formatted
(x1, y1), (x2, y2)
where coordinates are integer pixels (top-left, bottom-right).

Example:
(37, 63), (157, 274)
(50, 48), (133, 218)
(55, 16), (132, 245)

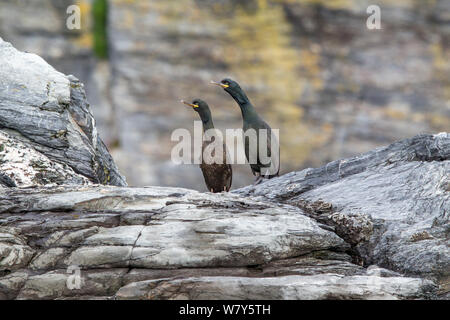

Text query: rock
(0, 0), (107, 138)
(0, 271), (29, 300)
(16, 268), (128, 300)
(236, 132), (450, 294)
(0, 186), (348, 271)
(0, 131), (91, 187)
(30, 248), (68, 270)
(0, 172), (445, 299)
(0, 37), (126, 187)
(115, 274), (436, 300)
(0, 227), (34, 271)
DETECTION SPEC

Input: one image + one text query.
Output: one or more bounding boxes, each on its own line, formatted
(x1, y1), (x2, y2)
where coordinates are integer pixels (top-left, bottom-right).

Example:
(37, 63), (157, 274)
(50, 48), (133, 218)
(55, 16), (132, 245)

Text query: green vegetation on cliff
(93, 0), (108, 59)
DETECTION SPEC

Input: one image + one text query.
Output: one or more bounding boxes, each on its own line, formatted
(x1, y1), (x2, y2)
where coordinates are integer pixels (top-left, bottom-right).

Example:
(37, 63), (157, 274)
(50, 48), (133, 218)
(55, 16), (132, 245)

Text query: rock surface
(237, 132), (450, 297)
(0, 184), (440, 300)
(0, 37), (126, 187)
(0, 133), (447, 299)
(0, 131), (90, 187)
(115, 274), (434, 300)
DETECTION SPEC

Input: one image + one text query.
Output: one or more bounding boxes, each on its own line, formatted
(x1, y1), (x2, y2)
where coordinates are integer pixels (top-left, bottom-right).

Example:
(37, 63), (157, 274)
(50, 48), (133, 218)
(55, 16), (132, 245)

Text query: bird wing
(244, 120), (280, 177)
(243, 124), (259, 176)
(200, 138), (233, 192)
(259, 120), (280, 177)
(224, 143), (232, 191)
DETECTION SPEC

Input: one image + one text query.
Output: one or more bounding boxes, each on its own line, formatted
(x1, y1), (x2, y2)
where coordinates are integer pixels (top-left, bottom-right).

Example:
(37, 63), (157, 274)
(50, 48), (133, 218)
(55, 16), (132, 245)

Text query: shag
(180, 99), (232, 192)
(211, 78), (279, 184)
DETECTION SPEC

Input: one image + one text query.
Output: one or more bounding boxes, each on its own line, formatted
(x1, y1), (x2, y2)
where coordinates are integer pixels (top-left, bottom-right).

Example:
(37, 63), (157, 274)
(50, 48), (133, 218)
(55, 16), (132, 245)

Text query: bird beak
(210, 80), (229, 88)
(180, 100), (199, 108)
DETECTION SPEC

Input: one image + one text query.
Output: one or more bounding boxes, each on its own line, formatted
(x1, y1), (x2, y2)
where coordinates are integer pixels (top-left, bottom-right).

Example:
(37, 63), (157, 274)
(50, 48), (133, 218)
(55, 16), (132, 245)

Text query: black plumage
(181, 99), (232, 192)
(211, 79), (279, 184)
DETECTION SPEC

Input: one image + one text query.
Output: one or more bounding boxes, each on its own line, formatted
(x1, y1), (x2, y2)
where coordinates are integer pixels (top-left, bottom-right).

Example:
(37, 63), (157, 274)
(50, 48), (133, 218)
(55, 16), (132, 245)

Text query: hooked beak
(180, 100), (199, 108)
(210, 80), (229, 88)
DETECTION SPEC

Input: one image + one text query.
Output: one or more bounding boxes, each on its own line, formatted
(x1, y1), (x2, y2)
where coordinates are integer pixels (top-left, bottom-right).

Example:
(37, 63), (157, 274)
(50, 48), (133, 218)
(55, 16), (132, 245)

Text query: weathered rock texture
(0, 131), (447, 299)
(0, 131), (90, 187)
(0, 37), (126, 187)
(0, 184), (440, 300)
(237, 132), (450, 298)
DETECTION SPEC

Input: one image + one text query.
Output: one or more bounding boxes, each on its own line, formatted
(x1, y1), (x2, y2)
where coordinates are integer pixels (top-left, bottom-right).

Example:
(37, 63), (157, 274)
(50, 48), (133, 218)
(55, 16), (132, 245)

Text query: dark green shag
(212, 78), (279, 184)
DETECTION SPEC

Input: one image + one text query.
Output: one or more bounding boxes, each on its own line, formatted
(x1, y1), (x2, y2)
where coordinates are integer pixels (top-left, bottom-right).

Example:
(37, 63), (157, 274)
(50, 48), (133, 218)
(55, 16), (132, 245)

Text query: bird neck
(239, 101), (260, 123)
(198, 112), (214, 132)
(229, 89), (259, 121)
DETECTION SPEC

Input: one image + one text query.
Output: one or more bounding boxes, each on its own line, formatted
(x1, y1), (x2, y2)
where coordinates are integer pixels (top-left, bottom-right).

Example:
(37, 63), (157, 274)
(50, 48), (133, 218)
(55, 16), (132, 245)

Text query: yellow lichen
(219, 0), (329, 165)
(72, 0), (93, 48)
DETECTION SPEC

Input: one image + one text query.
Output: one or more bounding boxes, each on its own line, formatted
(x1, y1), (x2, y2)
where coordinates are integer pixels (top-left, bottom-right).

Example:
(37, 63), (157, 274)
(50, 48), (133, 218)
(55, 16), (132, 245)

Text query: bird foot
(253, 175), (264, 185)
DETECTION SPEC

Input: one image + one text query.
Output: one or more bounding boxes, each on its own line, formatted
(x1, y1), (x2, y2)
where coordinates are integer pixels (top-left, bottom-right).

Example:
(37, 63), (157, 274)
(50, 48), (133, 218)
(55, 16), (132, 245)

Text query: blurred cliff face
(0, 0), (449, 189)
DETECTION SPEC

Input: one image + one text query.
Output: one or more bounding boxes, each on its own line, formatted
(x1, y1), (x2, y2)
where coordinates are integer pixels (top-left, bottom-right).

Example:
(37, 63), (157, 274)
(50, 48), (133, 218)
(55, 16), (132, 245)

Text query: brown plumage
(200, 139), (232, 192)
(181, 99), (232, 193)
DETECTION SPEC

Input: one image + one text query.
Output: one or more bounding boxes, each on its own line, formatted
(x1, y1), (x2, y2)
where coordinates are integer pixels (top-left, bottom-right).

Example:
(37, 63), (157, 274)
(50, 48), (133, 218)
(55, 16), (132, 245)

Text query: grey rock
(0, 271), (30, 300)
(236, 132), (450, 291)
(0, 227), (34, 272)
(0, 37), (126, 187)
(121, 254), (364, 286)
(115, 274), (436, 300)
(0, 186), (348, 272)
(16, 268), (128, 300)
(0, 171), (445, 299)
(0, 131), (90, 187)
(30, 248), (67, 270)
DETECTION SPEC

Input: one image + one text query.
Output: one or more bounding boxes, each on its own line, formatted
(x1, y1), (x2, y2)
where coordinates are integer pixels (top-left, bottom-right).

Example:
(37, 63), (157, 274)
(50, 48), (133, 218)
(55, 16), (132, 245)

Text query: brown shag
(181, 99), (232, 192)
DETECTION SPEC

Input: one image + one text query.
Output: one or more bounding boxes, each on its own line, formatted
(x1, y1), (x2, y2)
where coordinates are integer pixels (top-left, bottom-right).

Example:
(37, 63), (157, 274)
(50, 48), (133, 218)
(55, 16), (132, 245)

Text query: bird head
(180, 98), (210, 115)
(210, 78), (241, 95)
(211, 78), (249, 105)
